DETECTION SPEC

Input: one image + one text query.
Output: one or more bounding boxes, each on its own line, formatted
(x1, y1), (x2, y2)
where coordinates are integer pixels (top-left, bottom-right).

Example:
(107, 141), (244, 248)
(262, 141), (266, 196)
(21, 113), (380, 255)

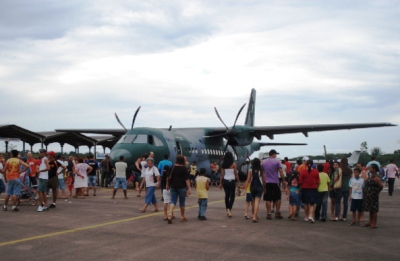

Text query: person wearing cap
(46, 151), (64, 208)
(298, 157), (309, 173)
(37, 149), (50, 212)
(261, 149), (286, 220)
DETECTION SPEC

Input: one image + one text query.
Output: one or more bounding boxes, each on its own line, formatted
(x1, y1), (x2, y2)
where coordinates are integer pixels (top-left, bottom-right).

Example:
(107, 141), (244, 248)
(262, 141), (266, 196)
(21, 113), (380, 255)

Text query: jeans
(315, 191), (328, 219)
(170, 187), (188, 207)
(101, 171), (112, 187)
(145, 186), (157, 205)
(114, 177), (127, 190)
(198, 198), (208, 217)
(388, 178), (395, 196)
(335, 188), (349, 219)
(222, 180), (236, 210)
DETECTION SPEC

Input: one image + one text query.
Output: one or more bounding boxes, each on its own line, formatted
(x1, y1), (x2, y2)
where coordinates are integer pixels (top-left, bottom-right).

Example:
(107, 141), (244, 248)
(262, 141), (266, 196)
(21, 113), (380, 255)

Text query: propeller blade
(219, 142), (230, 163)
(131, 106), (141, 129)
(214, 107), (229, 130)
(114, 113), (127, 132)
(233, 103), (246, 128)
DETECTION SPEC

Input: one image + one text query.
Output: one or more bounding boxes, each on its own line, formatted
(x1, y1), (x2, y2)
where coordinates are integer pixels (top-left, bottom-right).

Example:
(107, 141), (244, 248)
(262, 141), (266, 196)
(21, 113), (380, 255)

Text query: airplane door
(176, 141), (182, 155)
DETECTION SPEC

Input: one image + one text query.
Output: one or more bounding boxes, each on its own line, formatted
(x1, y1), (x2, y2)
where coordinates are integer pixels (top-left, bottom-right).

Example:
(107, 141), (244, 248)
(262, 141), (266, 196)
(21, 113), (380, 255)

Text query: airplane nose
(110, 149), (132, 165)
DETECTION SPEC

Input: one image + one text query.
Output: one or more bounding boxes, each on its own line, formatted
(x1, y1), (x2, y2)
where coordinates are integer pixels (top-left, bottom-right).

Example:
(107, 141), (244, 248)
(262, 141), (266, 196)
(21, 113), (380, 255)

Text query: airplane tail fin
(348, 150), (361, 166)
(244, 89), (256, 127)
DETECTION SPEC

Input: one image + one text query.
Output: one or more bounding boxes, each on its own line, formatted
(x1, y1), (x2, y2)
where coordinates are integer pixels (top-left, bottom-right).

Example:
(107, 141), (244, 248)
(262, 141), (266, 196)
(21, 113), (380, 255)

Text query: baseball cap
(302, 156), (309, 161)
(46, 151), (55, 156)
(268, 149), (279, 156)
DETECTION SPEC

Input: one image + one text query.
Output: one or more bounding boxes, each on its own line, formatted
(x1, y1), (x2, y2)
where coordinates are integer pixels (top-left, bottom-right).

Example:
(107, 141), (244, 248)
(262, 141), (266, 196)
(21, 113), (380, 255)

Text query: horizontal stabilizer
(258, 142), (307, 146)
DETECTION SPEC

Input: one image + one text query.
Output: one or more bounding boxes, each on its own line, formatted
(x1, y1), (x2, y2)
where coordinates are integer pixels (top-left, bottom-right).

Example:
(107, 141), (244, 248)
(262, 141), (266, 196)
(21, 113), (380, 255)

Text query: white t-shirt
(281, 164), (287, 178)
(57, 160), (65, 179)
(39, 157), (49, 180)
(115, 162), (127, 178)
(349, 177), (364, 199)
(143, 166), (160, 187)
(386, 163), (398, 178)
(140, 161), (147, 177)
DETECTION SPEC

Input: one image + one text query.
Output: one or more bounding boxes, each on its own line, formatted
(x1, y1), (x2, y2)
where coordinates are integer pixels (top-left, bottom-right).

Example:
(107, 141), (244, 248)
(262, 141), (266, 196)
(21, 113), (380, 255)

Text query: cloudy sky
(1, 0), (399, 158)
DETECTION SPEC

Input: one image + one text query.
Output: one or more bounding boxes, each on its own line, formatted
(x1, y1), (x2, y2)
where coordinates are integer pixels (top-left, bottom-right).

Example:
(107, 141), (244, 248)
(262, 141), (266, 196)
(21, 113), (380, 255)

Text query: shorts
(0, 179), (5, 193)
(38, 179), (48, 192)
(163, 189), (172, 204)
(301, 188), (319, 205)
(246, 193), (252, 202)
(6, 178), (21, 196)
(58, 178), (65, 190)
(114, 177), (127, 190)
(350, 199), (363, 212)
(329, 189), (336, 198)
(289, 191), (301, 206)
(251, 186), (263, 199)
(263, 183), (281, 202)
(47, 177), (59, 190)
(88, 176), (97, 186)
(29, 176), (38, 187)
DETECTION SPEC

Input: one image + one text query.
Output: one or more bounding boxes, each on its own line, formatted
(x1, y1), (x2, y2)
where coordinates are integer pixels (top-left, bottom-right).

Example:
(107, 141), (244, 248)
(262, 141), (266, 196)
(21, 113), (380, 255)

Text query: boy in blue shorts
(348, 167), (364, 226)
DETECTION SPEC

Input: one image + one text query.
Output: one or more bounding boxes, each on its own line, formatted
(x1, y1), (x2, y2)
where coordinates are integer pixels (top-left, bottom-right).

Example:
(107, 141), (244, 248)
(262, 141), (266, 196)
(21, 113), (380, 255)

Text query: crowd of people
(1, 148), (398, 230)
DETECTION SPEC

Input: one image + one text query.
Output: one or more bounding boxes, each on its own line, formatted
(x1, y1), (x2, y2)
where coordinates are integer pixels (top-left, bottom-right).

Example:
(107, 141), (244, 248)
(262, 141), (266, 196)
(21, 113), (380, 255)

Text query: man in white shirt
(112, 155), (128, 199)
(386, 159), (398, 196)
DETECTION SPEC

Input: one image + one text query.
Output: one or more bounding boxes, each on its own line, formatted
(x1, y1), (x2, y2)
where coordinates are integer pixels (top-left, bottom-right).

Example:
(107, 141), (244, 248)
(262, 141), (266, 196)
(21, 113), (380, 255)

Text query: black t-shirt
(169, 165), (190, 189)
(87, 160), (98, 176)
(48, 160), (58, 179)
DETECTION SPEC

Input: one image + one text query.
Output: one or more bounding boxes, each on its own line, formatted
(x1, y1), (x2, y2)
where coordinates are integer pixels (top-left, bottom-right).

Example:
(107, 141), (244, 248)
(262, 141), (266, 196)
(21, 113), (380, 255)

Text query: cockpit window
(151, 136), (163, 146)
(117, 134), (147, 144)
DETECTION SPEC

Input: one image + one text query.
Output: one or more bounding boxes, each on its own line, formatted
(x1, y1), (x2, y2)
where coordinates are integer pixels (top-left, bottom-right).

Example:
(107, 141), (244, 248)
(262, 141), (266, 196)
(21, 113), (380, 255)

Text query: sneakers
(37, 206), (43, 212)
(11, 207), (19, 212)
(49, 203), (56, 208)
(200, 216), (207, 221)
(309, 217), (315, 224)
(42, 206), (49, 211)
(3, 205), (7, 211)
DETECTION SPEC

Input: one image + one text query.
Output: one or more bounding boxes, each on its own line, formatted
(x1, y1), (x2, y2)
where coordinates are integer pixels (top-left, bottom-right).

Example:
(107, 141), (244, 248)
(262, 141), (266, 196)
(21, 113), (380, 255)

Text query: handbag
(152, 168), (157, 183)
(334, 169), (342, 189)
(167, 165), (176, 183)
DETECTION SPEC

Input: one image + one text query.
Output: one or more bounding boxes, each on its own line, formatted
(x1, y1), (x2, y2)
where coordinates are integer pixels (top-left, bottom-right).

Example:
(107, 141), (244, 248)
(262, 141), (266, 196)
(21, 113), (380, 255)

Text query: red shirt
(300, 169), (320, 189)
(284, 161), (291, 174)
(27, 159), (41, 177)
(323, 162), (330, 173)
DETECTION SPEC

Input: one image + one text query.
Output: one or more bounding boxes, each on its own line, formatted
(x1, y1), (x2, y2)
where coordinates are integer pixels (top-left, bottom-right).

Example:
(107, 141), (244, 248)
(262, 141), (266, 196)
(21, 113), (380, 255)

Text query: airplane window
(152, 136), (163, 146)
(132, 135), (147, 144)
(117, 135), (127, 144)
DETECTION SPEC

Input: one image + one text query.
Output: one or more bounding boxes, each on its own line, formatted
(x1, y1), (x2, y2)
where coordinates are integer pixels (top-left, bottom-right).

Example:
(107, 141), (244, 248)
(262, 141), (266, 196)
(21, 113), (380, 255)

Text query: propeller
(131, 106), (141, 129)
(207, 103), (247, 142)
(114, 106), (141, 132)
(114, 113), (127, 132)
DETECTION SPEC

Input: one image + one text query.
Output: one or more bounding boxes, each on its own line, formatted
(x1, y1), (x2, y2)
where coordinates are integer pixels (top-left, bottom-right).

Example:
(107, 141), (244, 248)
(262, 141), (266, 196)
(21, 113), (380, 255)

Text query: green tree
(370, 147), (382, 157)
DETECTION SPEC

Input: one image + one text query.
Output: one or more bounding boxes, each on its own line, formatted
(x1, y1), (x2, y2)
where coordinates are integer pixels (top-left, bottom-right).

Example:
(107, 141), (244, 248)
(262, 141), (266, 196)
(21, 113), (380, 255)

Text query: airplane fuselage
(110, 127), (259, 174)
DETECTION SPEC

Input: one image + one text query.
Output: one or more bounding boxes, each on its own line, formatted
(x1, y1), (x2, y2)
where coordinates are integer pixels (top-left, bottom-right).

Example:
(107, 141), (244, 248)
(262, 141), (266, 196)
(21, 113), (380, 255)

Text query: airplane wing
(251, 122), (396, 139)
(55, 129), (126, 137)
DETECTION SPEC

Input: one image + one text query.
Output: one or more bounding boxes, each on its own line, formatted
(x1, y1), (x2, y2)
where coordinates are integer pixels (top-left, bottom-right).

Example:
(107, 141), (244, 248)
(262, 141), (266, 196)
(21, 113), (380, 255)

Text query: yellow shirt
(196, 176), (208, 199)
(318, 172), (331, 192)
(190, 165), (197, 176)
(6, 158), (20, 180)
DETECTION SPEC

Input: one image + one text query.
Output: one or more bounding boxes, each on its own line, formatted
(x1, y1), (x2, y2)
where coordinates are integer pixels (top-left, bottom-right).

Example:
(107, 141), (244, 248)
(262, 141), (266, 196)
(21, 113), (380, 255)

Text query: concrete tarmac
(0, 184), (399, 261)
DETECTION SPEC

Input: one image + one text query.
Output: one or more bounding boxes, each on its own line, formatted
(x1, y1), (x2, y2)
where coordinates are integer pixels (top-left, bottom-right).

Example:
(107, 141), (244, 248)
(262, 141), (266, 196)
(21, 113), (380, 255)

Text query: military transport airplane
(56, 89), (396, 176)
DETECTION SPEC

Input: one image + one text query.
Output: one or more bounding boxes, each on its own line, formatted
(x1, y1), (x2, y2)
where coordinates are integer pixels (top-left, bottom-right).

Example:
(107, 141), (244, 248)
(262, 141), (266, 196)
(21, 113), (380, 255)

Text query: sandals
(180, 217), (188, 222)
(348, 221), (357, 226)
(244, 214), (249, 219)
(266, 214), (272, 220)
(360, 223), (371, 227)
(252, 219), (259, 223)
(167, 216), (172, 224)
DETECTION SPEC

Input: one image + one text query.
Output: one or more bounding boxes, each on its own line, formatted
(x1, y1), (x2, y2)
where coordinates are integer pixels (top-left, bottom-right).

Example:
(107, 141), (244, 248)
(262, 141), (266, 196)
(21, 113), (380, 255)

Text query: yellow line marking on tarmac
(0, 198), (228, 247)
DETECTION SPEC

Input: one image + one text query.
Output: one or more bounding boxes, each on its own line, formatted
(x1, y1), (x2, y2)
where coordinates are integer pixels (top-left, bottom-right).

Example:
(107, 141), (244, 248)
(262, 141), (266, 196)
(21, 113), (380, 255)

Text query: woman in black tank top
(243, 158), (266, 222)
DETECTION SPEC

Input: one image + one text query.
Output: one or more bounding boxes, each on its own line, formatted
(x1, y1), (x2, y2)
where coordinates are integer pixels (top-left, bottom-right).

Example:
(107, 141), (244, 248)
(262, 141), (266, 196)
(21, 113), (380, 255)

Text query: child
(66, 171), (74, 197)
(161, 166), (173, 221)
(190, 161), (197, 187)
(286, 171), (300, 220)
(196, 168), (209, 220)
(348, 167), (364, 226)
(315, 164), (330, 221)
(243, 183), (252, 219)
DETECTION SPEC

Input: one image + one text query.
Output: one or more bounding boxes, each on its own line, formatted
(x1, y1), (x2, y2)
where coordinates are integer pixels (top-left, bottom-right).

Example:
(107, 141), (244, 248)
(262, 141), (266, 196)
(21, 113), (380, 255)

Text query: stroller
(18, 172), (39, 206)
